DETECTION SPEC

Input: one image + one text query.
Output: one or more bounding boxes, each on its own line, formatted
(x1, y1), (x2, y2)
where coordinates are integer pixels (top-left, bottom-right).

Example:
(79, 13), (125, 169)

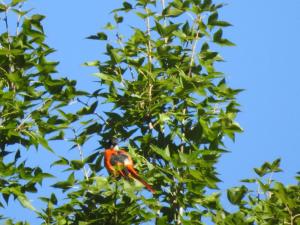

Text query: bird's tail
(128, 167), (155, 194)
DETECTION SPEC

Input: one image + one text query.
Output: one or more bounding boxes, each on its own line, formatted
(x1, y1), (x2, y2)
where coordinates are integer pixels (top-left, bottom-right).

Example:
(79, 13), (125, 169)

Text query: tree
(217, 159), (300, 225)
(0, 0), (299, 225)
(0, 0), (84, 223)
(43, 0), (242, 224)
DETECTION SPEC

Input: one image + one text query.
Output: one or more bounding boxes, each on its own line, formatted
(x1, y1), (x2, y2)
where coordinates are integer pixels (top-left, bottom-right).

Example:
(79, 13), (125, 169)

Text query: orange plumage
(104, 144), (155, 194)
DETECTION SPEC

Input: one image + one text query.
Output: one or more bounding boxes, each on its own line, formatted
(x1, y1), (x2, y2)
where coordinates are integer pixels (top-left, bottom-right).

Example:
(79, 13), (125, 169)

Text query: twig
(76, 142), (89, 181)
(16, 2), (24, 35)
(160, 0), (167, 44)
(145, 7), (154, 130)
(145, 7), (152, 72)
(292, 214), (300, 225)
(114, 182), (118, 224)
(188, 16), (201, 77)
(2, 2), (15, 75)
(73, 131), (89, 181)
(160, 0), (165, 10)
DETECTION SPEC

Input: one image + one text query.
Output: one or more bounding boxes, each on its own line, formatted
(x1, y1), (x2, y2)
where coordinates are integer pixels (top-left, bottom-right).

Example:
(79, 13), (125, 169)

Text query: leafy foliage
(0, 0), (83, 223)
(0, 0), (299, 225)
(214, 159), (300, 225)
(63, 0), (242, 224)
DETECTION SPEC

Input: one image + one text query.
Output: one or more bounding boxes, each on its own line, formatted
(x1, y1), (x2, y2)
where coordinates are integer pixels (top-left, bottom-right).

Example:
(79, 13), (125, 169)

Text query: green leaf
(86, 32), (108, 41)
(270, 158), (282, 172)
(10, 0), (26, 7)
(50, 193), (58, 205)
(92, 72), (121, 83)
(123, 2), (132, 11)
(208, 12), (218, 25)
(77, 101), (98, 115)
(150, 145), (170, 161)
(17, 195), (36, 211)
(227, 186), (248, 205)
(0, 4), (7, 12)
(164, 8), (183, 17)
(240, 179), (256, 183)
(83, 60), (100, 67)
(274, 182), (295, 208)
(211, 20), (232, 27)
(155, 21), (165, 36)
(51, 157), (69, 167)
(35, 135), (53, 152)
(0, 48), (23, 55)
(104, 22), (115, 30)
(70, 160), (84, 170)
(51, 173), (75, 191)
(114, 13), (123, 24)
(213, 29), (223, 42)
(257, 179), (270, 193)
(213, 28), (235, 46)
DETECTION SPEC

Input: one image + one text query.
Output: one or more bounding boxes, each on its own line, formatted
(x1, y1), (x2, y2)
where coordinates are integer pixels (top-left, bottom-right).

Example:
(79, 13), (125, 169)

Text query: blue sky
(3, 0), (300, 223)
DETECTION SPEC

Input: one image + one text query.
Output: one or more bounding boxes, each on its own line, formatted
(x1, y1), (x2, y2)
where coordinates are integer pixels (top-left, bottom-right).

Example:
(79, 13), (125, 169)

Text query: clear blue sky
(3, 0), (300, 223)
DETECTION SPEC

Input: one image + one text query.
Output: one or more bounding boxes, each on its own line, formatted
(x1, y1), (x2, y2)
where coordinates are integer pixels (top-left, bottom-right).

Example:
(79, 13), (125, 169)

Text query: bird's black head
(108, 138), (119, 149)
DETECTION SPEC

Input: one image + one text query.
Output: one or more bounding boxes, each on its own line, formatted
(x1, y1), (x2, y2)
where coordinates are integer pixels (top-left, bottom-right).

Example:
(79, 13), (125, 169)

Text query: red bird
(104, 140), (155, 193)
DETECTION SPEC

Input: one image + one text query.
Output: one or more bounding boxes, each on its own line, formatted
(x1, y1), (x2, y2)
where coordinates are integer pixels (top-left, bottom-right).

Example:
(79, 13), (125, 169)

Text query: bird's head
(108, 138), (119, 150)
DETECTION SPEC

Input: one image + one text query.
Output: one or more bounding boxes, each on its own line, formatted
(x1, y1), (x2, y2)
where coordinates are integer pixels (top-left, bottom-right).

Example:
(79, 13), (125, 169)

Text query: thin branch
(285, 203), (294, 225)
(145, 7), (152, 72)
(188, 16), (201, 77)
(2, 3), (15, 74)
(16, 2), (24, 35)
(160, 0), (168, 44)
(73, 130), (89, 181)
(292, 214), (300, 225)
(76, 140), (89, 181)
(266, 172), (274, 198)
(160, 0), (165, 10)
(145, 7), (154, 131)
(114, 182), (119, 224)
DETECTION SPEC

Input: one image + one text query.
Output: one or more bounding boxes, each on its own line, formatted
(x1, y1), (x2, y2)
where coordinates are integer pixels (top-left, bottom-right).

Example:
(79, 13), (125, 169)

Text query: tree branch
(73, 131), (89, 181)
(16, 2), (24, 35)
(188, 16), (201, 77)
(145, 7), (152, 72)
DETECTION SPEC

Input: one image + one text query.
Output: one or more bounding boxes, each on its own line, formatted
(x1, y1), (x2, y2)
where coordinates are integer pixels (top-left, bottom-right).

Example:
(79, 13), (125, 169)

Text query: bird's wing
(110, 151), (129, 166)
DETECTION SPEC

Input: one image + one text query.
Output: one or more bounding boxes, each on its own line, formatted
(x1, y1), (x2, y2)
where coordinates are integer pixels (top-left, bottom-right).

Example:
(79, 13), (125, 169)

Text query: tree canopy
(0, 0), (299, 225)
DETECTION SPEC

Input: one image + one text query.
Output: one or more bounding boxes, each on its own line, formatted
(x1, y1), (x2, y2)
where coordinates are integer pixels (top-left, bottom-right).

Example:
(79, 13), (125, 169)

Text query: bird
(104, 139), (155, 193)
